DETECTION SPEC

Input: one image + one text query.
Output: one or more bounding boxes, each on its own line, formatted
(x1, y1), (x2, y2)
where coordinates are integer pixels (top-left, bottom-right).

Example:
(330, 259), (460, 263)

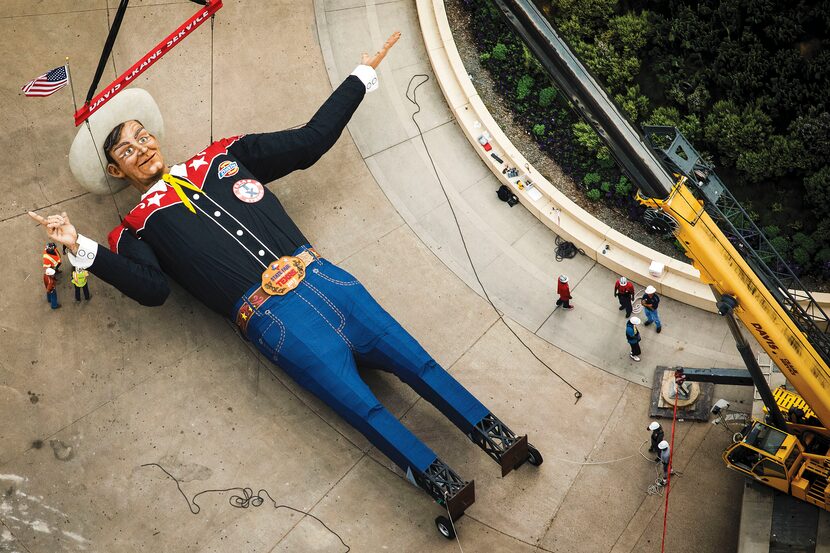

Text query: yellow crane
(494, 0), (830, 510)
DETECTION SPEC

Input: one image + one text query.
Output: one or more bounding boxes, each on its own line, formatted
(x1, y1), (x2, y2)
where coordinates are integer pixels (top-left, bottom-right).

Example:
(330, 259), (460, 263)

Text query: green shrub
(583, 172), (601, 187)
(516, 75), (534, 101)
(538, 87), (558, 108)
(600, 181), (613, 193)
(587, 188), (602, 202)
(762, 225), (781, 238)
(479, 52), (491, 63)
(793, 232), (818, 255)
(769, 235), (790, 256)
(572, 121), (602, 154)
(615, 175), (632, 197)
(816, 248), (830, 264)
(805, 167), (830, 219)
(532, 124), (546, 136)
(491, 42), (508, 61)
(793, 247), (811, 267)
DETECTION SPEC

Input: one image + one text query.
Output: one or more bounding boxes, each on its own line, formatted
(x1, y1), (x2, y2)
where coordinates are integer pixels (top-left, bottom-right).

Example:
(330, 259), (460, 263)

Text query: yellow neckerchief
(161, 173), (202, 214)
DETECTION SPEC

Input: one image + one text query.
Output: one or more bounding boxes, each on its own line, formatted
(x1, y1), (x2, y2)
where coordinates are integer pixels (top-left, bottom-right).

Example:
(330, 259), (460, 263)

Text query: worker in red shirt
(43, 267), (60, 309)
(42, 242), (62, 274)
(614, 276), (635, 317)
(557, 274), (574, 310)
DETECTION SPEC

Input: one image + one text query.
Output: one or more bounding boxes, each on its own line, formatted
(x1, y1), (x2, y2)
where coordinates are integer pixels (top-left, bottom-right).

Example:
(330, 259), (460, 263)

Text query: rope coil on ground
(554, 236), (585, 262)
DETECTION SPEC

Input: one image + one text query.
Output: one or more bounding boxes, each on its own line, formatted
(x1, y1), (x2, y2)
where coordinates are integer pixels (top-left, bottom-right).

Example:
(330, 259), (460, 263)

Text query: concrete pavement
(3, 1), (751, 551)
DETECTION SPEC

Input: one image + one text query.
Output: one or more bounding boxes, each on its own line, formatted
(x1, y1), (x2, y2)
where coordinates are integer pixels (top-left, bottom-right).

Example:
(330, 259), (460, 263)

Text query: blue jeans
(644, 307), (661, 329)
(46, 290), (59, 309)
(233, 245), (490, 476)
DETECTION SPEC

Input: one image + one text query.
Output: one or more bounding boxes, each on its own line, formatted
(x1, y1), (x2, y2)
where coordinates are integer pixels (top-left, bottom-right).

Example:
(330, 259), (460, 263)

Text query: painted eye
(139, 136), (149, 144)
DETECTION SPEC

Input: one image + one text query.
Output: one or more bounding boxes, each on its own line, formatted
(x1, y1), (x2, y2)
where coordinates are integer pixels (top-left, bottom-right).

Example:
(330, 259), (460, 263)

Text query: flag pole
(65, 57), (79, 114)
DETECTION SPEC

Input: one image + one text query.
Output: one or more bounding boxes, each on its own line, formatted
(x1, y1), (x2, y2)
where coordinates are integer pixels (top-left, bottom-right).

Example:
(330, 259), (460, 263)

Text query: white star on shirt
(146, 192), (164, 207)
(189, 157), (208, 170)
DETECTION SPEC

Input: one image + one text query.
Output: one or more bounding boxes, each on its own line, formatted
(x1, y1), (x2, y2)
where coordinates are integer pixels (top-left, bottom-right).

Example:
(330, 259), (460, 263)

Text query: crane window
(745, 424), (788, 455)
(728, 445), (762, 471)
(752, 459), (787, 480)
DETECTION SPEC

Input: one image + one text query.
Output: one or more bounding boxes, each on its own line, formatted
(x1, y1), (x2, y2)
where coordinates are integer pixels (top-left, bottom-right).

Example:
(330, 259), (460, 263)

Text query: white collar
(140, 163), (186, 200)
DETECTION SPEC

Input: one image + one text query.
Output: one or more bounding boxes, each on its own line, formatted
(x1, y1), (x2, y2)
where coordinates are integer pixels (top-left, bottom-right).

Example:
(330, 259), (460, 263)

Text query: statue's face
(106, 120), (166, 188)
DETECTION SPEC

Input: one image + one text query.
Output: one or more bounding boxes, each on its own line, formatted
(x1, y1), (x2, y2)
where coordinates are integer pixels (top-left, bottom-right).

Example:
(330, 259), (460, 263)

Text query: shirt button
(214, 211), (221, 217)
(258, 250), (265, 257)
(193, 194), (200, 200)
(236, 230), (243, 236)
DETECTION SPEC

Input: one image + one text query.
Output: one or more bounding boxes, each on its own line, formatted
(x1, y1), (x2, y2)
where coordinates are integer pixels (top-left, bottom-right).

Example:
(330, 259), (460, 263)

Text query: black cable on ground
(141, 462), (350, 552)
(554, 235), (584, 262)
(405, 74), (582, 402)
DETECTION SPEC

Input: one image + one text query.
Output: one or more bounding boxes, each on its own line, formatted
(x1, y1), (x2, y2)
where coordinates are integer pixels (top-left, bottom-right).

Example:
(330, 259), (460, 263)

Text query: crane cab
(723, 422), (803, 494)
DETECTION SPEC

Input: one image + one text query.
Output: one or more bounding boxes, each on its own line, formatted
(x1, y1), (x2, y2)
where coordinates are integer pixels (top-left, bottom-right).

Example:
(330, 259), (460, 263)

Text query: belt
(235, 248), (319, 336)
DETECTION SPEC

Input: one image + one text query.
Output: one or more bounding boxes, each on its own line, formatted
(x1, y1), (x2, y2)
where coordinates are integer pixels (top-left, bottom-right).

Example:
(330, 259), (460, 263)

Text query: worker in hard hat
(43, 242), (62, 275)
(657, 440), (674, 485)
(648, 421), (664, 457)
(642, 285), (662, 333)
(626, 316), (642, 361)
(614, 276), (634, 317)
(556, 274), (574, 310)
(71, 266), (91, 302)
(43, 267), (60, 309)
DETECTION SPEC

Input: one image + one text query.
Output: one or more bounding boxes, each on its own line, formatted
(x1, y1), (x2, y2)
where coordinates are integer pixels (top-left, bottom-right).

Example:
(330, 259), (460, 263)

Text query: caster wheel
(527, 443), (543, 466)
(435, 515), (455, 540)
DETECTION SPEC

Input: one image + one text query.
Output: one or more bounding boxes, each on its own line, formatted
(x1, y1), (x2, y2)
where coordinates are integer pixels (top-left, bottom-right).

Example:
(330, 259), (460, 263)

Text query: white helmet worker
(619, 276), (628, 286)
(559, 275), (569, 283)
(648, 421), (661, 431)
(629, 317), (641, 325)
(645, 285), (656, 295)
(658, 440), (669, 450)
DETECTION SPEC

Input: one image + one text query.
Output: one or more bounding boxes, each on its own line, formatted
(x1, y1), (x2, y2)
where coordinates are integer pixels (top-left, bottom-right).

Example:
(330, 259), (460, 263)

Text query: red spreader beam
(74, 0), (223, 126)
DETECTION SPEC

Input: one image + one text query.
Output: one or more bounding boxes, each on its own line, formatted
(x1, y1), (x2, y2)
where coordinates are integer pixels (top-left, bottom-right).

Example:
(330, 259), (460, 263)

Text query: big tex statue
(31, 33), (540, 537)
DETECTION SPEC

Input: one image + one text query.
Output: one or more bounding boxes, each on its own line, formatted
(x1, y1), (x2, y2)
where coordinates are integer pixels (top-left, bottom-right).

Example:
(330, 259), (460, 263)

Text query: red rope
(660, 382), (680, 553)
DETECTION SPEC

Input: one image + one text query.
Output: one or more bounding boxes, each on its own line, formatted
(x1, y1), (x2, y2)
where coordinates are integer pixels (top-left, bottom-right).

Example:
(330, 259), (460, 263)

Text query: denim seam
(303, 281), (346, 331)
(312, 267), (359, 286)
(295, 291), (354, 350)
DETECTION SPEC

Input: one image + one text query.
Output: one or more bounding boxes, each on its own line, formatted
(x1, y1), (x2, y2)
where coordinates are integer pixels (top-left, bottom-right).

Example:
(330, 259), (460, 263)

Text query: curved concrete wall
(416, 0), (830, 314)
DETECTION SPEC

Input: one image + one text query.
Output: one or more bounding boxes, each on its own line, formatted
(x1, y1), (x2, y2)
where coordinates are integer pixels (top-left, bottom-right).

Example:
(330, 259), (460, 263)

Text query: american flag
(21, 65), (69, 97)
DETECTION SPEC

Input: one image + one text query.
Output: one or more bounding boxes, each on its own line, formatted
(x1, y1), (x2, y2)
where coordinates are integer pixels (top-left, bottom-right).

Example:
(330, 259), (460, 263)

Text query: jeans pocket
(257, 311), (286, 361)
(311, 262), (360, 287)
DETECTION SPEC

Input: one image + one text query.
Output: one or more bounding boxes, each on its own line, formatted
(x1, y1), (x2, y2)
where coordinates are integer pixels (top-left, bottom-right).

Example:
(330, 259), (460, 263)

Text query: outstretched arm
(228, 32), (400, 184)
(29, 211), (170, 306)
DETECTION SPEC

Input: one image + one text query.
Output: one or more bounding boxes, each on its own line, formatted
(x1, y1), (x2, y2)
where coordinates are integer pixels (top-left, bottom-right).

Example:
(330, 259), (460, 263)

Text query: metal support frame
(680, 367), (754, 386)
(415, 459), (475, 520)
(644, 126), (830, 367)
(469, 413), (529, 475)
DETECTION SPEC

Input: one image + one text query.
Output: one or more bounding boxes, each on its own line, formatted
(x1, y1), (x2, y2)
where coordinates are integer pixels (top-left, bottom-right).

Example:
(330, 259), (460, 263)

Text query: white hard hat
(559, 275), (568, 283)
(645, 285), (656, 295)
(648, 421), (660, 431)
(658, 440), (669, 450)
(619, 277), (627, 286)
(45, 268), (55, 276)
(69, 88), (165, 195)
(629, 316), (641, 325)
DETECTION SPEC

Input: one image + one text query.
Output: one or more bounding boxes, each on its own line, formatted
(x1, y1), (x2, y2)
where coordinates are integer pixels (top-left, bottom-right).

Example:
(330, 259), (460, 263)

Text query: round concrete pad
(69, 88), (164, 195)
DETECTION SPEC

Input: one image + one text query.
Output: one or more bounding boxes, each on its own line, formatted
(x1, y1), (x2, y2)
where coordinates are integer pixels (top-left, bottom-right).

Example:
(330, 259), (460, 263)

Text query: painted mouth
(139, 153), (156, 167)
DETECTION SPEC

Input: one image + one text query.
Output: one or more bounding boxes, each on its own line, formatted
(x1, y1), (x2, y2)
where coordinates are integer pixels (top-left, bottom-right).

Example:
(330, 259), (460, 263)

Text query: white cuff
(351, 65), (379, 93)
(67, 234), (99, 269)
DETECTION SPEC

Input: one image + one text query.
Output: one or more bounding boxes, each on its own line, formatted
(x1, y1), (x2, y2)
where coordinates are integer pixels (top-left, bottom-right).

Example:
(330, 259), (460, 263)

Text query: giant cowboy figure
(30, 33), (539, 534)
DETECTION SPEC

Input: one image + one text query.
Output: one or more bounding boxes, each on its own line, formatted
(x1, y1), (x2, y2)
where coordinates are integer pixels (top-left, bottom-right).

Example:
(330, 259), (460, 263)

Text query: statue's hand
(361, 31), (401, 69)
(28, 211), (79, 254)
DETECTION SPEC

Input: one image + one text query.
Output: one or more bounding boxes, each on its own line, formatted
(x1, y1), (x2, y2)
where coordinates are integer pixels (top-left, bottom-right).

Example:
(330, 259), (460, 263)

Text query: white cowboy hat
(68, 88), (164, 195)
(629, 316), (641, 325)
(645, 285), (656, 295)
(558, 275), (569, 283)
(648, 421), (660, 431)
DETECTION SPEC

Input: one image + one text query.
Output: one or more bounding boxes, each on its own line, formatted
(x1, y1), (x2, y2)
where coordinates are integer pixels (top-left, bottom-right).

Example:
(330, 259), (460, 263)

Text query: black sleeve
(227, 75), (366, 184)
(89, 231), (170, 307)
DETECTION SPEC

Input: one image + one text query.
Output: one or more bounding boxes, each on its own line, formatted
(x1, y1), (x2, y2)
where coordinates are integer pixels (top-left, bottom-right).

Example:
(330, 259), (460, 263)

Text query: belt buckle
(261, 256), (306, 296)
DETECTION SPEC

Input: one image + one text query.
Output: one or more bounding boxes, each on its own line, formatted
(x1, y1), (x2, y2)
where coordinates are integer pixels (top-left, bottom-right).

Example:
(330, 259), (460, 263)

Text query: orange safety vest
(43, 250), (61, 269)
